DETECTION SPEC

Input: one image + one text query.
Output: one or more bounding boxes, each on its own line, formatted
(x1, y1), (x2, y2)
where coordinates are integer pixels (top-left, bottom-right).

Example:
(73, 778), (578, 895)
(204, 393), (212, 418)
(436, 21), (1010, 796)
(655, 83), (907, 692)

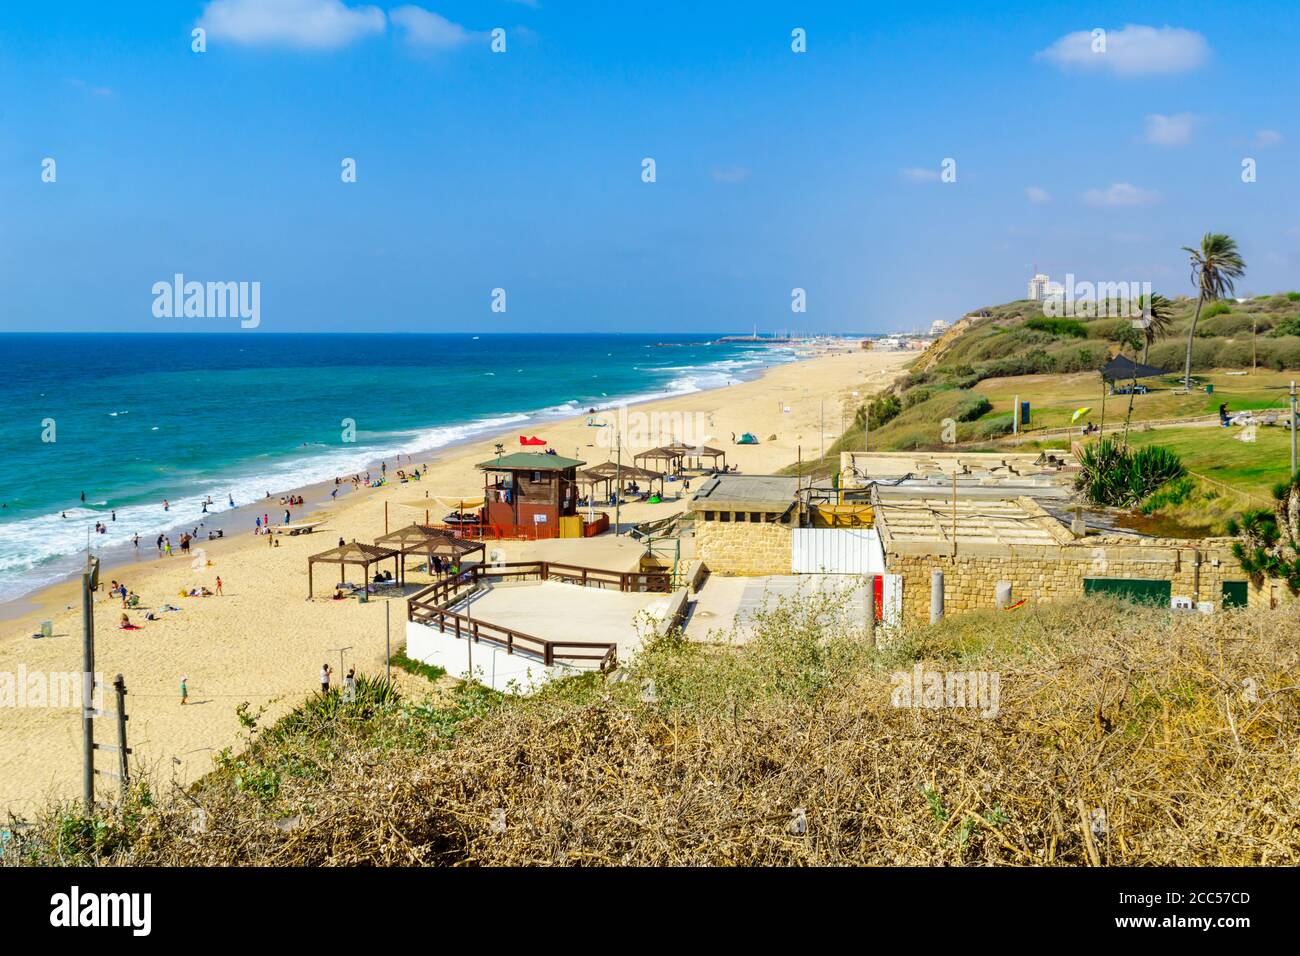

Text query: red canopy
(519, 435), (547, 446)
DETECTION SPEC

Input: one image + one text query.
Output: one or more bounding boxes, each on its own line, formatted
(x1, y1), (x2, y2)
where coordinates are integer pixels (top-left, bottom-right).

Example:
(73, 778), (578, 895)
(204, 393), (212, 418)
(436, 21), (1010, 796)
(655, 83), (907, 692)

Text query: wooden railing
(405, 560), (668, 669)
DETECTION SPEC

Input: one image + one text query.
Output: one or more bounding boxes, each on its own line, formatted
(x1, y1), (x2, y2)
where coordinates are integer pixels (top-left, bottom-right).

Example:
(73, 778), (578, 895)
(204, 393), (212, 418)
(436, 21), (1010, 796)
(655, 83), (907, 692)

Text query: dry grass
(7, 593), (1299, 866)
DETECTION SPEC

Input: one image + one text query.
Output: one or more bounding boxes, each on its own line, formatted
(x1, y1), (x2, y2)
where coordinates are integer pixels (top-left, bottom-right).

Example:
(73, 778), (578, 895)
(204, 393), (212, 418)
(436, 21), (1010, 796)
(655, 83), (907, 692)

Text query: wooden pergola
(374, 523), (485, 581)
(307, 541), (400, 598)
(634, 443), (726, 474)
(578, 461), (665, 501)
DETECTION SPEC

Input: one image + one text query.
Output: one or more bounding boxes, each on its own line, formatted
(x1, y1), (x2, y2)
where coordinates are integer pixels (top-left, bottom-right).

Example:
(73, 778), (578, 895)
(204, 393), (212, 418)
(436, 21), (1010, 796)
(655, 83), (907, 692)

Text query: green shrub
(1076, 439), (1186, 508)
(1026, 316), (1086, 338)
(1201, 301), (1233, 319)
(1269, 315), (1300, 338)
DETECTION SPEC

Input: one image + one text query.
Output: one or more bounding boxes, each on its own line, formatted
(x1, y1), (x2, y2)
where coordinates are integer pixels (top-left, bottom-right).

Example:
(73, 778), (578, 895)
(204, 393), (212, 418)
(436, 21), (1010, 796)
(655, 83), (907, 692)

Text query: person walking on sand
(215, 576), (223, 596)
(179, 676), (188, 706)
(343, 667), (357, 703)
(320, 663), (333, 694)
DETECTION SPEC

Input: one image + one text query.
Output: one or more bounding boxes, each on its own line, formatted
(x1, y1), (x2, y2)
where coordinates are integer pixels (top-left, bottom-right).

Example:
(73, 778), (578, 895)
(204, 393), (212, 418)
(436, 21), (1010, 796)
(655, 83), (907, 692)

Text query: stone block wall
(695, 519), (793, 575)
(886, 539), (1261, 626)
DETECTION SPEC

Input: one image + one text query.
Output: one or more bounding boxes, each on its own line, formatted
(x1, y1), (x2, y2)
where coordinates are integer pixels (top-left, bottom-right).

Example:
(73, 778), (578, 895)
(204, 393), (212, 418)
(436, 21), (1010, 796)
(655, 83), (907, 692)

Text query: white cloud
(1082, 182), (1160, 207)
(67, 78), (114, 98)
(1036, 24), (1209, 76)
(1255, 129), (1284, 147)
(901, 167), (940, 183)
(1025, 186), (1051, 204)
(197, 0), (384, 49)
(390, 6), (475, 48)
(711, 166), (750, 184)
(1143, 112), (1198, 146)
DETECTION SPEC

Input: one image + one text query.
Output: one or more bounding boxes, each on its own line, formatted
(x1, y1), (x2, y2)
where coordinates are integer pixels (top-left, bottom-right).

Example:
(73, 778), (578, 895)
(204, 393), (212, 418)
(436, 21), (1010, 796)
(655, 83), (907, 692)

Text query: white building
(929, 319), (951, 335)
(1028, 273), (1064, 302)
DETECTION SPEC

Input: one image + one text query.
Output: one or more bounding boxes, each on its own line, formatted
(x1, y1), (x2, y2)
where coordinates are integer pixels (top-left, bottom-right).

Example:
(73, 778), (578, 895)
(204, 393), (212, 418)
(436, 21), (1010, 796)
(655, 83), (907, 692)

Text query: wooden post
(113, 675), (129, 798)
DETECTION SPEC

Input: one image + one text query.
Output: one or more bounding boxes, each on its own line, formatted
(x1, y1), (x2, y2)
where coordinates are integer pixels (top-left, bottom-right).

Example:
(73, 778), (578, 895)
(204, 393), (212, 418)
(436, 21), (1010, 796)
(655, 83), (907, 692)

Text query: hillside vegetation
(789, 291), (1300, 534)
(6, 593), (1299, 866)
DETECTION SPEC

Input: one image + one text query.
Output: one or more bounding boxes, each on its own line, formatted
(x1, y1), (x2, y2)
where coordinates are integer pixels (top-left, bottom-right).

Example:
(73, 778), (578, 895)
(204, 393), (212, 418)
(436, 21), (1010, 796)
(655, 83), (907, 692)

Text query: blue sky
(0, 0), (1296, 333)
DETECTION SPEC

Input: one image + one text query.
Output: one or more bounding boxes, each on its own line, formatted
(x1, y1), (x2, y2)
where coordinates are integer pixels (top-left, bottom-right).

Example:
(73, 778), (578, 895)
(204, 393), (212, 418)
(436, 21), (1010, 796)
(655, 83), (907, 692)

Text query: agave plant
(1229, 471), (1300, 592)
(1076, 439), (1186, 508)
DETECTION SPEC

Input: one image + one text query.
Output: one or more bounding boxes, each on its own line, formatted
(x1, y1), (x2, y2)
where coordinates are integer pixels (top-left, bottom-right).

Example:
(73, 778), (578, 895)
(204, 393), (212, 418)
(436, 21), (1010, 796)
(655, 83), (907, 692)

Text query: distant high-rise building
(929, 319), (951, 335)
(1028, 273), (1051, 301)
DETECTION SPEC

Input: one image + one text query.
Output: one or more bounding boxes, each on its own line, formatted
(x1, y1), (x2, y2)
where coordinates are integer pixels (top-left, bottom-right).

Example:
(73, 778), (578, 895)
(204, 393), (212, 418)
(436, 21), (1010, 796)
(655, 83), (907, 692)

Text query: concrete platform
(685, 574), (872, 642)
(449, 580), (671, 659)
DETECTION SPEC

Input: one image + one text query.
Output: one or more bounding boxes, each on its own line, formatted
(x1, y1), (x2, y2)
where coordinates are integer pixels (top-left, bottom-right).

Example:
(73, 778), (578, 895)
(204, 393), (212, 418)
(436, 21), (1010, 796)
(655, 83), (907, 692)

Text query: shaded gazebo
(307, 541), (400, 598)
(634, 443), (726, 474)
(374, 523), (485, 581)
(578, 461), (665, 501)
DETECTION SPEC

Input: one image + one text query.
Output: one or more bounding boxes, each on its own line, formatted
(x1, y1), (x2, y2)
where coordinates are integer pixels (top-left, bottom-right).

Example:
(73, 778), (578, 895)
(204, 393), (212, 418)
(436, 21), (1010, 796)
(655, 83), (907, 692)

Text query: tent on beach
(1101, 355), (1170, 382)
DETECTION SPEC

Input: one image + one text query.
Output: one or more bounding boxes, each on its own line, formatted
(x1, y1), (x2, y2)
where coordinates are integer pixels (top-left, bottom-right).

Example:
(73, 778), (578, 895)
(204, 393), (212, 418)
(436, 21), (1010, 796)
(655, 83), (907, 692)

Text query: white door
(791, 528), (885, 574)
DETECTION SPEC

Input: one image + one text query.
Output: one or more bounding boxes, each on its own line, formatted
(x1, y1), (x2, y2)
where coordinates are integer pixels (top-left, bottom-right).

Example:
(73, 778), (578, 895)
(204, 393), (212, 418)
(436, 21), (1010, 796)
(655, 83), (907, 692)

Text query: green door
(1083, 578), (1172, 605)
(1221, 580), (1249, 609)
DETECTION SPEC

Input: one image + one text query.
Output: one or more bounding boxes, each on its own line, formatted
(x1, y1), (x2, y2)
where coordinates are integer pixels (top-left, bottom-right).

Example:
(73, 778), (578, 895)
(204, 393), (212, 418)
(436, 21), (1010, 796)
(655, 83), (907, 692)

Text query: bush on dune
(9, 593), (1298, 867)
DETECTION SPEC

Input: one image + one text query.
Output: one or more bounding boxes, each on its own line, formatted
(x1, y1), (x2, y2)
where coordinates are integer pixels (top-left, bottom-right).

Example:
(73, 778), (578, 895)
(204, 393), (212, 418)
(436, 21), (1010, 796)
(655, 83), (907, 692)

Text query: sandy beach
(0, 347), (911, 817)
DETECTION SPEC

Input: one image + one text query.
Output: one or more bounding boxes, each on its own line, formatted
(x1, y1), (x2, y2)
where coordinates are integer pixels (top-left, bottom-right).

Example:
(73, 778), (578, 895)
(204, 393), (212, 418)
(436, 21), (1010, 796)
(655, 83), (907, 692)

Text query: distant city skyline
(1, 1), (1296, 333)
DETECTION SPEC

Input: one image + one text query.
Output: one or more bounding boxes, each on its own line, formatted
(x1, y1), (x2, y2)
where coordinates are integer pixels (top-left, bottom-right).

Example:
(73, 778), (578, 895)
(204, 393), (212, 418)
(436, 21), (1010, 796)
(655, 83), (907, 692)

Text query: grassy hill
(788, 292), (1300, 533)
(7, 593), (1299, 866)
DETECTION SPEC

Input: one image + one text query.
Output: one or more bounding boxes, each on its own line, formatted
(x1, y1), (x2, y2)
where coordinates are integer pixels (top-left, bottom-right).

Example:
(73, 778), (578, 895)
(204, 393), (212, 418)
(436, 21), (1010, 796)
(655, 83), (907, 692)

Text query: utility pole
(614, 428), (622, 535)
(1013, 393), (1020, 435)
(1291, 381), (1297, 477)
(81, 553), (99, 814)
(1251, 314), (1258, 374)
(951, 472), (958, 560)
(385, 601), (391, 683)
(819, 399), (825, 462)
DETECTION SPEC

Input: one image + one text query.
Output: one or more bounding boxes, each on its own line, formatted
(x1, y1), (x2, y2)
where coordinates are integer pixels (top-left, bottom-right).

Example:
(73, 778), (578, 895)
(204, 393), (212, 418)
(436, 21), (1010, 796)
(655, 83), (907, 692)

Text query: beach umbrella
(1071, 407), (1092, 424)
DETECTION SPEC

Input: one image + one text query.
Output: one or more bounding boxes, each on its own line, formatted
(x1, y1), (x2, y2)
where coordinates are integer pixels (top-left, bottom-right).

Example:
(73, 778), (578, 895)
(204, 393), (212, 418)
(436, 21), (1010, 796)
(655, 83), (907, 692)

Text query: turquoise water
(0, 333), (794, 601)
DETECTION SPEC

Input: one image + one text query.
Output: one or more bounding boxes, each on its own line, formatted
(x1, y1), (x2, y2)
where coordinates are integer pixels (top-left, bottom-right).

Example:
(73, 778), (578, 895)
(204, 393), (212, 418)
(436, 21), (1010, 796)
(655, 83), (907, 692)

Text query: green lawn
(1125, 425), (1294, 501)
(976, 369), (1297, 433)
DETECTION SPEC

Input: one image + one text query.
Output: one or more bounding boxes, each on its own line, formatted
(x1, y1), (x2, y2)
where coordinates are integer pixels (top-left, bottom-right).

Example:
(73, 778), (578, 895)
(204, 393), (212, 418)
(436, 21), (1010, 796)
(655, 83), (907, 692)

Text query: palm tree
(1136, 292), (1173, 363)
(1181, 233), (1246, 391)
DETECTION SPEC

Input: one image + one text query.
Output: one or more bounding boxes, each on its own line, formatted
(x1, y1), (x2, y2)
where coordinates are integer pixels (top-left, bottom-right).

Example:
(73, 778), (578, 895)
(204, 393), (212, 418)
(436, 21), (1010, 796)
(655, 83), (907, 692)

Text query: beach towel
(119, 624), (142, 630)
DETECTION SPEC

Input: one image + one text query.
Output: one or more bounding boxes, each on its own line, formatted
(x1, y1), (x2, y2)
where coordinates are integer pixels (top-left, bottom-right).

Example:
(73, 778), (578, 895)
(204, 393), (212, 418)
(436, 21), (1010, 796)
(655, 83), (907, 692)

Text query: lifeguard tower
(478, 451), (585, 537)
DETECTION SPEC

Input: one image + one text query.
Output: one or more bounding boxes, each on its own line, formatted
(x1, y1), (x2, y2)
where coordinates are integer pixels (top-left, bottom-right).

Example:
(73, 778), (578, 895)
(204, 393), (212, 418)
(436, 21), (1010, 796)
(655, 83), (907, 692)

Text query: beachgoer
(215, 576), (223, 596)
(164, 499), (169, 511)
(80, 491), (85, 503)
(284, 509), (291, 525)
(343, 668), (357, 703)
(1219, 402), (1230, 427)
(164, 537), (172, 557)
(228, 493), (235, 507)
(111, 510), (116, 522)
(320, 663), (332, 694)
(132, 533), (139, 548)
(156, 534), (164, 555)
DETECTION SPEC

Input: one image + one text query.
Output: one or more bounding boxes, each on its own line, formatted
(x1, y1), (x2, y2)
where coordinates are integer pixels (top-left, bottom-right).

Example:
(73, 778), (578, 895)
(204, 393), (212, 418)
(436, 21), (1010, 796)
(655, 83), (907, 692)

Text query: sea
(0, 333), (797, 605)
